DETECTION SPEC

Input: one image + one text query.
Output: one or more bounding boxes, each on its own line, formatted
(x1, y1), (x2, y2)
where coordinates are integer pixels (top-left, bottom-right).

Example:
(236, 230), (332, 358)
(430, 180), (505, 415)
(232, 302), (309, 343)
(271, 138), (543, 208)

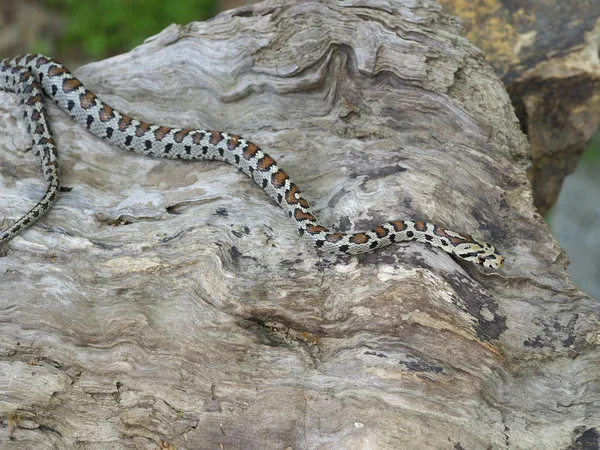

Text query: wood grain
(1, 1), (597, 448)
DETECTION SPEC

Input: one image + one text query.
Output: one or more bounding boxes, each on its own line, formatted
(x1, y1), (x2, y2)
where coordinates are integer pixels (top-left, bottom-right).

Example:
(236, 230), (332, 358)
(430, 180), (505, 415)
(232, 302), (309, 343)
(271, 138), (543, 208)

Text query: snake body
(0, 54), (504, 268)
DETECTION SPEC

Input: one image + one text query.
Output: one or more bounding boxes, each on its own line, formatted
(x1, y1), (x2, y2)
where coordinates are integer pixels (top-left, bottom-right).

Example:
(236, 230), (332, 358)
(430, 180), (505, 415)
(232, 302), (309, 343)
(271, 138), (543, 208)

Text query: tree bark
(438, 0), (600, 214)
(0, 1), (598, 449)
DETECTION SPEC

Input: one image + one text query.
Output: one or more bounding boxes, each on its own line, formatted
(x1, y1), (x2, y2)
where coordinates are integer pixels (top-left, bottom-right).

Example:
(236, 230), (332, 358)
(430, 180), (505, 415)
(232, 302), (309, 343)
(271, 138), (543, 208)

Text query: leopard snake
(0, 54), (504, 269)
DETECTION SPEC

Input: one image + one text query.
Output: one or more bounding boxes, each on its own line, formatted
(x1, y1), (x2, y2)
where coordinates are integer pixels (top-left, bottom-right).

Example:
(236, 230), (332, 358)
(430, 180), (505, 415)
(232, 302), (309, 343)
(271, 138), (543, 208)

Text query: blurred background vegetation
(580, 132), (600, 165)
(43, 0), (218, 58)
(0, 0), (257, 65)
(0, 0), (598, 298)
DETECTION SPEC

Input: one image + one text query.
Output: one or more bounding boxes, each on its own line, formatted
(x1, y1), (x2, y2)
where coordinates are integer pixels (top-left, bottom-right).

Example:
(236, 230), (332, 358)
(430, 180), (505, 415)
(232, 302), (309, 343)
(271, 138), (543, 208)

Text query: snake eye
(477, 255), (487, 264)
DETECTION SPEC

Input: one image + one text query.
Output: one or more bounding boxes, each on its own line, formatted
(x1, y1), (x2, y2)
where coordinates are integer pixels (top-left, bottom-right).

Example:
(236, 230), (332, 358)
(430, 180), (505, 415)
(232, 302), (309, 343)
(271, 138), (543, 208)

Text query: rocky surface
(439, 0), (600, 215)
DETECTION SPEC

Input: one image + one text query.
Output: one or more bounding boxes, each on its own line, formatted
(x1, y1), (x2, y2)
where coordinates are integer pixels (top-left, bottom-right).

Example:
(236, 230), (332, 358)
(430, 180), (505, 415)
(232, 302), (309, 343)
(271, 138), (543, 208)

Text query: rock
(439, 0), (600, 213)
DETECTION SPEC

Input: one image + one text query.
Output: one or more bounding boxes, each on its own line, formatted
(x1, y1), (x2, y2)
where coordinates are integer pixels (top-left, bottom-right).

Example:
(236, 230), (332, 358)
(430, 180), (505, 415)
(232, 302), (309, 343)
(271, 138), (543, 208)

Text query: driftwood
(1, 1), (598, 448)
(439, 0), (600, 214)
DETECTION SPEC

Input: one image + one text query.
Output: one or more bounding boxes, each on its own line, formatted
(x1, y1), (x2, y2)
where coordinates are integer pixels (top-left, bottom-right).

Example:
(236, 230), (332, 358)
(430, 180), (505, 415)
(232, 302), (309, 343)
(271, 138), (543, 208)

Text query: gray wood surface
(1, 1), (598, 449)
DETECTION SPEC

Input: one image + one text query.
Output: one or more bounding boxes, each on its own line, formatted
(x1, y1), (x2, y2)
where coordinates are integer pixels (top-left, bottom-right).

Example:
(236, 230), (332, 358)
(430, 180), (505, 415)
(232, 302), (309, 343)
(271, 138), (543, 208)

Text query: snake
(0, 54), (504, 269)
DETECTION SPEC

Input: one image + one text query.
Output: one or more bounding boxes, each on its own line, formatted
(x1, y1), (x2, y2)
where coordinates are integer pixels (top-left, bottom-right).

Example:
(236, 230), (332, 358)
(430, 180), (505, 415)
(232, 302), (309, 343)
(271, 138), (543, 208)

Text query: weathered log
(438, 0), (600, 214)
(0, 1), (598, 449)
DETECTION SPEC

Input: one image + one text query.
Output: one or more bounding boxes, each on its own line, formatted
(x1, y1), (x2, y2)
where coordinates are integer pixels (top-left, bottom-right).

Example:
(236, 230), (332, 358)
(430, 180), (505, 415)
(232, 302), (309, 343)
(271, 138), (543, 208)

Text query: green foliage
(581, 127), (600, 164)
(46, 0), (217, 57)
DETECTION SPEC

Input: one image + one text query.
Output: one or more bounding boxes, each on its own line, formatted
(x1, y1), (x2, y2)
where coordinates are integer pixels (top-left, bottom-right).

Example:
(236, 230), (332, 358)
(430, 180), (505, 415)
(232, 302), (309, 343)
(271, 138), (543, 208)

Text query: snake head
(477, 248), (505, 269)
(456, 239), (505, 269)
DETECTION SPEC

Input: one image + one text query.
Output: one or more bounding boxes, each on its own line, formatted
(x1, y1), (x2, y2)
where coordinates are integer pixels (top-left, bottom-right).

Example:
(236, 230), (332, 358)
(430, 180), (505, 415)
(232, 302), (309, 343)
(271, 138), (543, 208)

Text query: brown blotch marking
(47, 65), (68, 77)
(350, 233), (369, 244)
(298, 197), (310, 208)
(63, 78), (83, 93)
(192, 132), (204, 144)
(373, 226), (388, 238)
(99, 104), (115, 122)
(433, 225), (449, 238)
(391, 220), (406, 231)
(79, 91), (96, 109)
(118, 116), (133, 131)
(135, 122), (151, 137)
(34, 124), (45, 135)
(257, 155), (275, 171)
(413, 221), (427, 232)
(285, 184), (300, 205)
(434, 226), (472, 245)
(34, 55), (51, 68)
(226, 135), (240, 150)
(459, 233), (474, 243)
(447, 233), (468, 246)
(34, 56), (50, 66)
(210, 131), (223, 145)
(293, 209), (316, 222)
(306, 224), (328, 234)
(154, 126), (172, 141)
(39, 137), (56, 146)
(174, 129), (192, 143)
(242, 142), (259, 160)
(325, 233), (344, 242)
(271, 169), (288, 188)
(26, 94), (43, 106)
(449, 236), (467, 245)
